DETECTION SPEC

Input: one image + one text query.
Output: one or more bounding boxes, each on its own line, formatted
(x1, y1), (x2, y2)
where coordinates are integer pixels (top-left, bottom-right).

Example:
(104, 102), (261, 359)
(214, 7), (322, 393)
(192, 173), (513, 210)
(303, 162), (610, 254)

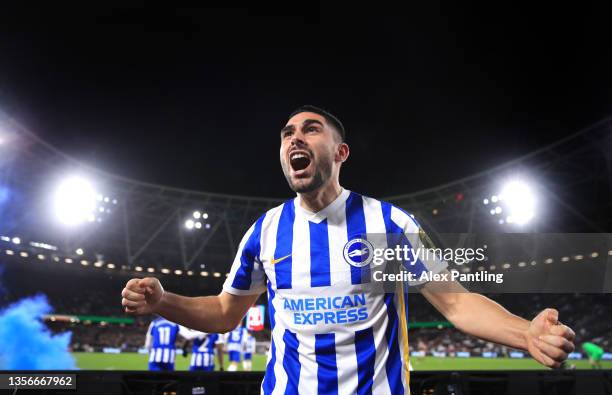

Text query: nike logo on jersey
(271, 253), (292, 265)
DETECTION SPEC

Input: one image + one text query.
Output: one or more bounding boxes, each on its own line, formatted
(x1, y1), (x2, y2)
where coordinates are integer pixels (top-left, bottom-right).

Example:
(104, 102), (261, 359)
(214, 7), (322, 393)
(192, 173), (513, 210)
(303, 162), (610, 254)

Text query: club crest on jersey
(343, 238), (374, 267)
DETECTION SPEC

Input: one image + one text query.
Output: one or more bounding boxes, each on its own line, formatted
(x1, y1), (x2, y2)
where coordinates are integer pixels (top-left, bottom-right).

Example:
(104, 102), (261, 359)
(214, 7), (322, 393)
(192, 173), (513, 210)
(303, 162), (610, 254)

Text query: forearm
(155, 292), (237, 333)
(447, 293), (529, 350)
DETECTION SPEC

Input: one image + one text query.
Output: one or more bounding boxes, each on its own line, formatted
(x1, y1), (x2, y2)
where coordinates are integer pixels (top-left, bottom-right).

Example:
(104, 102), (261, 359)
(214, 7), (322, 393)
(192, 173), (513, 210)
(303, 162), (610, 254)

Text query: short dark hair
(289, 105), (346, 142)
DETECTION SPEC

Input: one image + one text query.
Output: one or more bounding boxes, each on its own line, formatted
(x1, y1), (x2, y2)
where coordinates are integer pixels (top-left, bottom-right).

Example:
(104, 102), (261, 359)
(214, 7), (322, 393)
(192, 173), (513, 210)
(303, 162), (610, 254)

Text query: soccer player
(123, 105), (575, 394)
(188, 331), (225, 372)
(226, 325), (247, 371)
(144, 316), (181, 371)
(243, 332), (256, 371)
(582, 342), (604, 369)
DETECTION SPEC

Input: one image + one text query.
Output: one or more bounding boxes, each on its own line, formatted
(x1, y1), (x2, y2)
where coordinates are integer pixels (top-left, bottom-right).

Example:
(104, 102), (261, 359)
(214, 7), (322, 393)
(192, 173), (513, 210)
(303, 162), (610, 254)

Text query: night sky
(0, 5), (610, 199)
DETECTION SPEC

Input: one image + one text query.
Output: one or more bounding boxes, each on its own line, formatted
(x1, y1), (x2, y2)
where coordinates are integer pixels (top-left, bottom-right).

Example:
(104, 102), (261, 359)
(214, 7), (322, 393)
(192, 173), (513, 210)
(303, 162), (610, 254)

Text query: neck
(298, 180), (343, 213)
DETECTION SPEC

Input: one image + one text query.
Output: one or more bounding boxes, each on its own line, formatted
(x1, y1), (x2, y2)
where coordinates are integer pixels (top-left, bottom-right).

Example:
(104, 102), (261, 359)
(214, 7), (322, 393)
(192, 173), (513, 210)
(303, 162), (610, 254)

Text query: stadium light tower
(499, 180), (536, 225)
(53, 176), (97, 226)
(483, 178), (537, 226)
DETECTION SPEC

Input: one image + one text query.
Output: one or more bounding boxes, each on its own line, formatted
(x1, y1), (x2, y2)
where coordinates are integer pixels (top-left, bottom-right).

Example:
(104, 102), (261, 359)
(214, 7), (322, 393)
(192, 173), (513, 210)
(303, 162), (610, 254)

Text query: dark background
(0, 4), (610, 198)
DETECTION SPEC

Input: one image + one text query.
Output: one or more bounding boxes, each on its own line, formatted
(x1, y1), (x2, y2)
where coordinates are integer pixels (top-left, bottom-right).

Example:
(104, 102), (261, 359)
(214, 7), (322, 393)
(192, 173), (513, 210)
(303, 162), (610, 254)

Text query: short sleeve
(390, 206), (448, 285)
(222, 215), (267, 295)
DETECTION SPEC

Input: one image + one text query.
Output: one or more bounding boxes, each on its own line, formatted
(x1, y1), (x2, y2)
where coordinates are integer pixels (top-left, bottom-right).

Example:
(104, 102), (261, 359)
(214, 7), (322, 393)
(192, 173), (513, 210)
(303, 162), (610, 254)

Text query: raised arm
(420, 270), (575, 368)
(121, 277), (260, 333)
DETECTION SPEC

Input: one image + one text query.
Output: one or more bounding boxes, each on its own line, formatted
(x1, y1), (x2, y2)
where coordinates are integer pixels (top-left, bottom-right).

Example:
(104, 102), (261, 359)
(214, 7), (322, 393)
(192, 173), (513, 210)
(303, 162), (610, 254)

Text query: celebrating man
(122, 105), (575, 394)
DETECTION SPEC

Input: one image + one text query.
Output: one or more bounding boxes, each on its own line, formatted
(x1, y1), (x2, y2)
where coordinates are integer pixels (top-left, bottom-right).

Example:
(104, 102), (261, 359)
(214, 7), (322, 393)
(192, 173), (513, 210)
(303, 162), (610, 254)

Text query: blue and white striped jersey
(191, 333), (223, 369)
(147, 318), (179, 365)
(223, 189), (446, 395)
(226, 326), (247, 353)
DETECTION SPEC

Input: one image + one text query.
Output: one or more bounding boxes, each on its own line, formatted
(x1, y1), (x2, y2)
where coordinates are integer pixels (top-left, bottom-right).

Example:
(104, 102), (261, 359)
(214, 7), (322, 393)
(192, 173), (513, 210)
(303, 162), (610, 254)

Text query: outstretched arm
(121, 277), (260, 333)
(421, 270), (575, 368)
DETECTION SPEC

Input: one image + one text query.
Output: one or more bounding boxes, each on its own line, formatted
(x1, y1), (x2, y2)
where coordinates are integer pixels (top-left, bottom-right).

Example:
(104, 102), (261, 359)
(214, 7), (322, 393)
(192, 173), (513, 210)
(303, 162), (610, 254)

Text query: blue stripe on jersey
(262, 281), (276, 395)
(380, 201), (428, 277)
(309, 219), (331, 287)
(231, 214), (265, 290)
(345, 192), (370, 284)
(282, 330), (301, 394)
(383, 293), (404, 394)
(315, 333), (338, 395)
(262, 339), (276, 395)
(275, 201), (295, 289)
(267, 281), (276, 329)
(355, 327), (376, 395)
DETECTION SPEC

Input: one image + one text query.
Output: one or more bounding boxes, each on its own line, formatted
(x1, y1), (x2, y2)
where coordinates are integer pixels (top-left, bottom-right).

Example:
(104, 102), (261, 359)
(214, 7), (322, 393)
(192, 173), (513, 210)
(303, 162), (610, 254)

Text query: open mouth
(290, 151), (312, 172)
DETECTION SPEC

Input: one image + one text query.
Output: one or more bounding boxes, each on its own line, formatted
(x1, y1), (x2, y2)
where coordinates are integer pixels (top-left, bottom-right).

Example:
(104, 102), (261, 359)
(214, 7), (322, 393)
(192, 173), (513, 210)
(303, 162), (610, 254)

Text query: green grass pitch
(72, 352), (612, 371)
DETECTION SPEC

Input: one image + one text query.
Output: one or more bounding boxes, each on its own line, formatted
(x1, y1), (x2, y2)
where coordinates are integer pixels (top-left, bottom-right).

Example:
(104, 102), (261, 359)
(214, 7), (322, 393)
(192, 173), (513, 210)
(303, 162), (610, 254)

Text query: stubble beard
(283, 159), (333, 194)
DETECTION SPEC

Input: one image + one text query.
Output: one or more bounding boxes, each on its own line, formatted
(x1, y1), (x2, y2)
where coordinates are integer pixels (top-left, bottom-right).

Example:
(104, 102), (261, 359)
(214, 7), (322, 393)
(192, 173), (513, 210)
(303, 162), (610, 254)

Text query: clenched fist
(121, 277), (165, 315)
(526, 308), (575, 368)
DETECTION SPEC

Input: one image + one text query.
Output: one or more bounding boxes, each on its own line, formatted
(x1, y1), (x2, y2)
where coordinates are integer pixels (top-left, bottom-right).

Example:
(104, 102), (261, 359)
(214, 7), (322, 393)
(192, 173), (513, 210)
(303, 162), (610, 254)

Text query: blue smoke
(0, 294), (77, 369)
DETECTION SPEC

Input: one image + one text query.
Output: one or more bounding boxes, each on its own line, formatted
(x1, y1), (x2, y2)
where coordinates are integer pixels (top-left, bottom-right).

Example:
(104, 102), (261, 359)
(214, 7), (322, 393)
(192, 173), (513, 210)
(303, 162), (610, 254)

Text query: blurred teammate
(189, 332), (225, 371)
(123, 106), (575, 394)
(226, 325), (247, 372)
(144, 317), (180, 371)
(243, 332), (256, 371)
(582, 342), (604, 369)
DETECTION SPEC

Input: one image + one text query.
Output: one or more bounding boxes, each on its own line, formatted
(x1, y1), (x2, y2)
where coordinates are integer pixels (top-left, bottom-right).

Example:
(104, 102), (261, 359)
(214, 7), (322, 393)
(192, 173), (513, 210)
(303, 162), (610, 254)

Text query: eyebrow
(280, 119), (325, 135)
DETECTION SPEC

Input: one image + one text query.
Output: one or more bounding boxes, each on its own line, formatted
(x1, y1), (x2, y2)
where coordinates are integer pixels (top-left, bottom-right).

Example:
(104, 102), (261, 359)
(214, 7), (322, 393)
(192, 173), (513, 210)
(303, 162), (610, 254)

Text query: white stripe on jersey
(295, 331), (316, 395)
(162, 348), (169, 363)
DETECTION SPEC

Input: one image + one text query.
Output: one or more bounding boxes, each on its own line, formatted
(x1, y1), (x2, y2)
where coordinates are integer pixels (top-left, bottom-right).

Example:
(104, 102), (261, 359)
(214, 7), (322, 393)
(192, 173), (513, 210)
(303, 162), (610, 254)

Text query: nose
(289, 130), (306, 148)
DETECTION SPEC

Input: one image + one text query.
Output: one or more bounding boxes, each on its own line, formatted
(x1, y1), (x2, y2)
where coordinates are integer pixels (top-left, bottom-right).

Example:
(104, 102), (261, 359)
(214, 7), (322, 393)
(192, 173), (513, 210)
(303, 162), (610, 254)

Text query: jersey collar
(294, 188), (350, 223)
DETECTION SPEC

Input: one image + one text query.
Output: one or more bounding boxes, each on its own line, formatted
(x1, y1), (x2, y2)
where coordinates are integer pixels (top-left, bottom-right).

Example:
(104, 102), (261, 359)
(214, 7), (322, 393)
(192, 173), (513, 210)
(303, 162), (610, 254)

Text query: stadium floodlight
(11, 237), (20, 245)
(53, 177), (98, 226)
(200, 271), (209, 277)
(193, 211), (201, 219)
(213, 272), (221, 277)
(195, 221), (202, 229)
(147, 267), (155, 273)
(5, 250), (14, 255)
(75, 248), (84, 255)
(185, 219), (195, 230)
(498, 180), (536, 225)
(174, 269), (183, 275)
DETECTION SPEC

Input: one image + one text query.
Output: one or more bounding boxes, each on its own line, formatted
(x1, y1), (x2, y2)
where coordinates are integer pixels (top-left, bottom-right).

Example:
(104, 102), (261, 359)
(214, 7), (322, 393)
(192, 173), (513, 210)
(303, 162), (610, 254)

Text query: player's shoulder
(355, 192), (421, 231)
(248, 197), (296, 233)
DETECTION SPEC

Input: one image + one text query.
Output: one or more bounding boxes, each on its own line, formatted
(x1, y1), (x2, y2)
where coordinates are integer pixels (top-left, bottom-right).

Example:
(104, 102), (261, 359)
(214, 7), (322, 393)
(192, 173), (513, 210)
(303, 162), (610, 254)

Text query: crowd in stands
(1, 255), (610, 355)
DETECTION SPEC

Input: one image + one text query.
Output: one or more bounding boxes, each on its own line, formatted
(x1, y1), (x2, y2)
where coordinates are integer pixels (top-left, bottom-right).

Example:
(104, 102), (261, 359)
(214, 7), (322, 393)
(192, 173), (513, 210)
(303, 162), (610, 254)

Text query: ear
(335, 142), (350, 163)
